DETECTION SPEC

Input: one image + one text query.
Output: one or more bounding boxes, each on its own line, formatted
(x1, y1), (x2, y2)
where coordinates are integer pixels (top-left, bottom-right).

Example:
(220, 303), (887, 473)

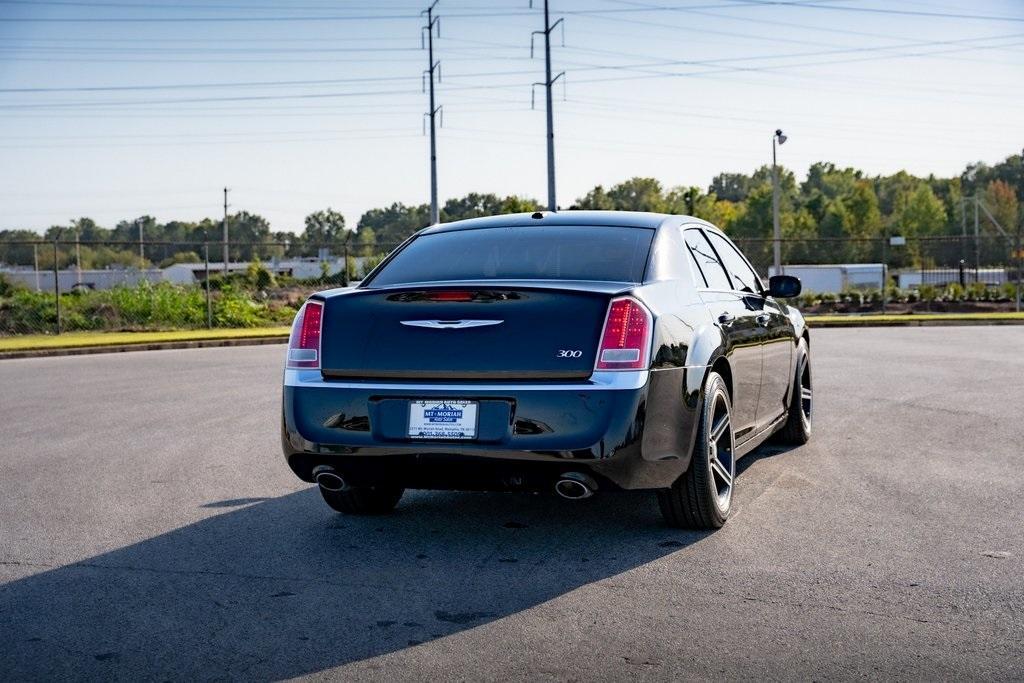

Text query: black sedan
(281, 210), (812, 529)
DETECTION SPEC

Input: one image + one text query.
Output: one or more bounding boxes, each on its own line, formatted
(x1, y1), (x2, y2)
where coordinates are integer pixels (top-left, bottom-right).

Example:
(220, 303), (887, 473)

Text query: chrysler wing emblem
(400, 319), (504, 330)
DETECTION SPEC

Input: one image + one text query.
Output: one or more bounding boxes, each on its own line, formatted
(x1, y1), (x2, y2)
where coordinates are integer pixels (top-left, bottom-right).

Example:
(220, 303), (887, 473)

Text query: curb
(0, 335), (288, 360)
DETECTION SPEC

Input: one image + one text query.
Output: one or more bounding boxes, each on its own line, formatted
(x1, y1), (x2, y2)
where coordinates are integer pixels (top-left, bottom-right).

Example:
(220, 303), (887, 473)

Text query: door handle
(718, 312), (736, 327)
(755, 312), (771, 327)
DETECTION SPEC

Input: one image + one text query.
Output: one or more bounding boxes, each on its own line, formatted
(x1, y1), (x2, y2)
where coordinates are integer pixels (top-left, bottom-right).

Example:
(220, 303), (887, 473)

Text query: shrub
(247, 258), (276, 290)
(841, 289), (864, 306)
(213, 285), (271, 328)
(918, 285), (938, 303)
(0, 273), (23, 297)
(0, 289), (56, 334)
(999, 282), (1019, 302)
(944, 282), (964, 302)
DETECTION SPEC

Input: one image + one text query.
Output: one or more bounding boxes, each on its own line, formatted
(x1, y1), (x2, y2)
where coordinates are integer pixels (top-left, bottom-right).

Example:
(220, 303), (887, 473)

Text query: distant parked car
(281, 211), (812, 529)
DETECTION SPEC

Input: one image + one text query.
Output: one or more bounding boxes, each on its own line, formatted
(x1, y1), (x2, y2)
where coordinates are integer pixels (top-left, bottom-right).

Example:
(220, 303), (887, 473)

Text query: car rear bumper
(281, 367), (704, 491)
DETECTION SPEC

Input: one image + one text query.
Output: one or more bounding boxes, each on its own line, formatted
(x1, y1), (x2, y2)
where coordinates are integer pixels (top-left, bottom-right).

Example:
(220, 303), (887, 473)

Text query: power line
(729, 0), (1024, 24)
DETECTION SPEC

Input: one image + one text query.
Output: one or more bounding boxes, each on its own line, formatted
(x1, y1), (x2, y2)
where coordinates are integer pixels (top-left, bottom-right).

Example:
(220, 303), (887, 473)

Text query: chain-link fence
(1, 233), (1021, 336)
(733, 234), (1023, 314)
(0, 239), (403, 336)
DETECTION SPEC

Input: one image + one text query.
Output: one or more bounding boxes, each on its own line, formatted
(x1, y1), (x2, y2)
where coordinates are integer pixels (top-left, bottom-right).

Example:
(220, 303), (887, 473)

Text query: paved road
(1, 327), (1021, 681)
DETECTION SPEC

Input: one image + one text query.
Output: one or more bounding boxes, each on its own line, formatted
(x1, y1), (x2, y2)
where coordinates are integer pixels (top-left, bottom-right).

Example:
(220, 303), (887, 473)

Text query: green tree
(845, 181), (883, 239)
(606, 177), (667, 212)
(573, 185), (615, 210)
(984, 179), (1019, 234)
(356, 202), (430, 246)
(708, 172), (752, 202)
(302, 208), (348, 256)
(894, 183), (947, 237)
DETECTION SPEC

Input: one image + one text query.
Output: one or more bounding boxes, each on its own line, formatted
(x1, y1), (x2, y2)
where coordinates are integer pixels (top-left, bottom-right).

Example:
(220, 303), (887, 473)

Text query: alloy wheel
(799, 357), (812, 427)
(707, 391), (735, 511)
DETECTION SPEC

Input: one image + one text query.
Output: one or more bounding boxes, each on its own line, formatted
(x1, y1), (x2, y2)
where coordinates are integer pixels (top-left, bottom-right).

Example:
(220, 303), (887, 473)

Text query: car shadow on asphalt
(736, 442), (795, 477)
(0, 487), (711, 679)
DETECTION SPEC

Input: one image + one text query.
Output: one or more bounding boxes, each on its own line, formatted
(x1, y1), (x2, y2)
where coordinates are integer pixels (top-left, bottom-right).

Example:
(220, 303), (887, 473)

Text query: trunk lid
(319, 282), (628, 380)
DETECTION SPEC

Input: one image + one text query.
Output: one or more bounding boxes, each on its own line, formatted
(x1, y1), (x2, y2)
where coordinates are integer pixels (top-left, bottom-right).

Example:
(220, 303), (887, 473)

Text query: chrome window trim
(283, 367), (704, 391)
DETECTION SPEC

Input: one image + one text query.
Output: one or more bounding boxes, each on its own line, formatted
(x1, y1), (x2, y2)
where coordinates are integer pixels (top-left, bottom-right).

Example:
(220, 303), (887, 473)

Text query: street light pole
(772, 129), (787, 275)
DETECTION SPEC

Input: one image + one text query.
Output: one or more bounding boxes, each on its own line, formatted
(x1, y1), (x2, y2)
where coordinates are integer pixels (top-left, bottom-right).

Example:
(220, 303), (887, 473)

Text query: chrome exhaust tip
(313, 467), (348, 493)
(555, 473), (596, 500)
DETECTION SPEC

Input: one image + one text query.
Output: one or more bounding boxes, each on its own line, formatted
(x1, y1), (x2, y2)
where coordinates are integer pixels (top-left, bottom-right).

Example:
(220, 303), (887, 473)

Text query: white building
(2, 256), (364, 291)
(768, 264), (886, 293)
(0, 267), (164, 293)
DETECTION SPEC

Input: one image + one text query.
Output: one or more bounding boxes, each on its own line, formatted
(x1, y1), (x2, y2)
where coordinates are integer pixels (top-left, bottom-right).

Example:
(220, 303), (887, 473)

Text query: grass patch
(807, 312), (1024, 325)
(0, 327), (289, 352)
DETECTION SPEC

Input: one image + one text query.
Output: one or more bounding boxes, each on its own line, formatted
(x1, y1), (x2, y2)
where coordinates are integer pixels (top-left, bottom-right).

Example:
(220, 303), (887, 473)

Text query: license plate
(408, 400), (478, 440)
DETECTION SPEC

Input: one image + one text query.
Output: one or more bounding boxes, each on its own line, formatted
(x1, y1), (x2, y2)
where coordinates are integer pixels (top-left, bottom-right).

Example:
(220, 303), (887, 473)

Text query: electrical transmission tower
(422, 1), (442, 225)
(531, 0), (564, 212)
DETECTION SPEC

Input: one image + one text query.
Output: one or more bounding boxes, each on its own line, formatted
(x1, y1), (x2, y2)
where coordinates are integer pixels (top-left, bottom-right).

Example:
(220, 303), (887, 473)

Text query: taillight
(595, 297), (652, 371)
(287, 300), (323, 369)
(427, 290), (474, 302)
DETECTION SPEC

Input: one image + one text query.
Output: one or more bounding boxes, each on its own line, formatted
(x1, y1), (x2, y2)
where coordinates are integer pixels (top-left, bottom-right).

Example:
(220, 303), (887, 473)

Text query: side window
(684, 228), (732, 290)
(706, 232), (763, 294)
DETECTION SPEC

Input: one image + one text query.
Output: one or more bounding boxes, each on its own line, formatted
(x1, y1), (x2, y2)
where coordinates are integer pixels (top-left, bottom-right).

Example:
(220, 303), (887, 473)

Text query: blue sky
(1, 0), (1022, 233)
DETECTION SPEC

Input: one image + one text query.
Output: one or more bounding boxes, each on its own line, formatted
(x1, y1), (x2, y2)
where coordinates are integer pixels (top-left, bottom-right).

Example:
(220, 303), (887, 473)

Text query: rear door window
(367, 225), (654, 286)
(684, 228), (732, 290)
(706, 232), (763, 294)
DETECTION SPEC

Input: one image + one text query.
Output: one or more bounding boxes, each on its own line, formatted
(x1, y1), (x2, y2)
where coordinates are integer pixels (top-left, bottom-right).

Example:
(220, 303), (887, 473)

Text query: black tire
(319, 485), (404, 515)
(776, 337), (812, 445)
(657, 371), (736, 530)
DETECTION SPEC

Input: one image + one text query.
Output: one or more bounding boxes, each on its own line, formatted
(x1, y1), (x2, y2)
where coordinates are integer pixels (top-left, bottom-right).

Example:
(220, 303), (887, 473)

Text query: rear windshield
(366, 225), (654, 286)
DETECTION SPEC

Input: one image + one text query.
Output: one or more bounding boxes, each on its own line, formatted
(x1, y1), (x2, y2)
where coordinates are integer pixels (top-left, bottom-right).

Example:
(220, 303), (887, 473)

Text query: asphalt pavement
(0, 327), (1021, 681)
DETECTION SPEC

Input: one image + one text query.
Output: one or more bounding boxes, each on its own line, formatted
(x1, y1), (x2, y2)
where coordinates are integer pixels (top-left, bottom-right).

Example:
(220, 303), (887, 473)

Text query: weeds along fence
(0, 234), (1021, 336)
(0, 239), (403, 336)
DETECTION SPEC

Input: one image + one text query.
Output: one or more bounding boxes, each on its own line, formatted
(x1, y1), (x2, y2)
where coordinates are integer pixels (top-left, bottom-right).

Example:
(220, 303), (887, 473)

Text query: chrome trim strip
(399, 319), (503, 330)
(282, 369), (684, 391)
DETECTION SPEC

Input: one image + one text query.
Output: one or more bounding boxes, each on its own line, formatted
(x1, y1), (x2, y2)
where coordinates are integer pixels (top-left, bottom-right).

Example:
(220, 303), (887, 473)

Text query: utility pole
(531, 0), (564, 212)
(771, 129), (788, 275)
(974, 193), (980, 277)
(138, 218), (144, 266)
(222, 187), (230, 276)
(421, 1), (441, 225)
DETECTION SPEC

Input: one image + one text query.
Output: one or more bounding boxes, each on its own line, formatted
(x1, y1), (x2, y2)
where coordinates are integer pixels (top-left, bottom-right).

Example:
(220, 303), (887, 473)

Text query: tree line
(1, 152), (1020, 271)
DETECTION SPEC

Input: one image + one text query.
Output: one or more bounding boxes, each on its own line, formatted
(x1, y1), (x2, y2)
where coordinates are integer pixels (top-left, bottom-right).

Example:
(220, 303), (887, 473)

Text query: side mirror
(768, 274), (801, 298)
